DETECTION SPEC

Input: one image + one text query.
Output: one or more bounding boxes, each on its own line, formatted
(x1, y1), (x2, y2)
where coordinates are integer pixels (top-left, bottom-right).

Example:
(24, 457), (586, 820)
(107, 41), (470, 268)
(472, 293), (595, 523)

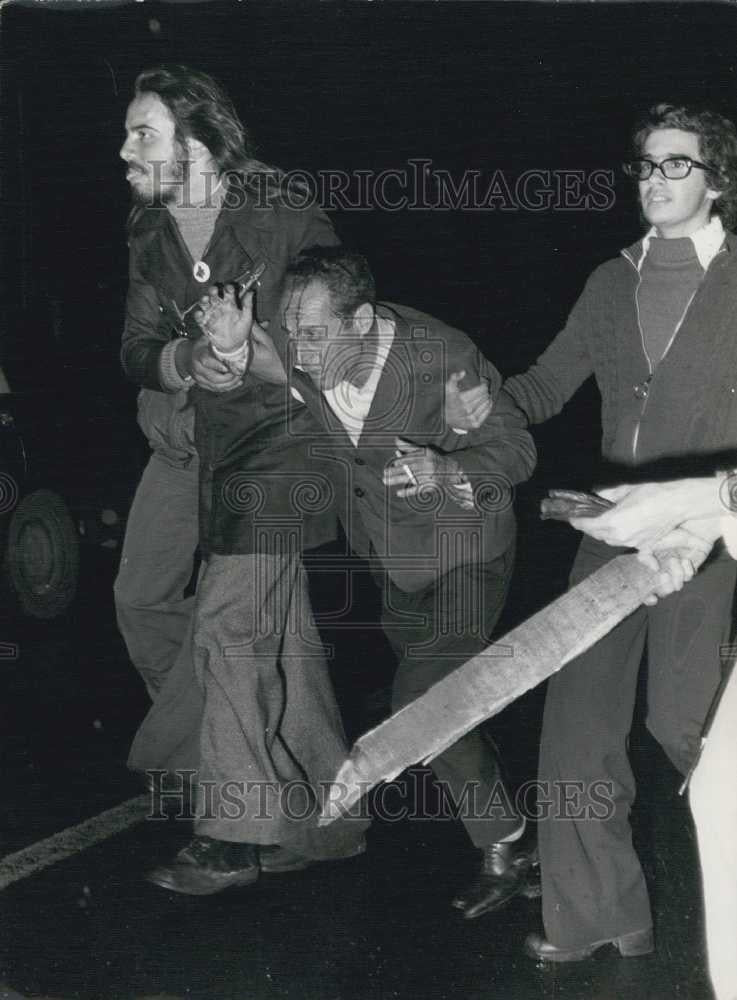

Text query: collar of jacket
(129, 176), (279, 292)
(374, 302), (416, 341)
(621, 225), (735, 273)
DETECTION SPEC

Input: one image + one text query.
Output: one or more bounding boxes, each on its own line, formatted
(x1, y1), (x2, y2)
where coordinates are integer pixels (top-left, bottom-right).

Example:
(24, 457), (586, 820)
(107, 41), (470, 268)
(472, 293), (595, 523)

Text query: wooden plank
(320, 552), (661, 823)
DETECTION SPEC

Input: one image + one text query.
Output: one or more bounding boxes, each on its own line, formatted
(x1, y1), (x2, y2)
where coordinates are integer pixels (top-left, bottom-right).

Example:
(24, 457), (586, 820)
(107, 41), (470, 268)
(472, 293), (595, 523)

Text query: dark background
(0, 4), (736, 998)
(4, 1), (737, 381)
(3, 0), (737, 747)
(4, 0), (737, 600)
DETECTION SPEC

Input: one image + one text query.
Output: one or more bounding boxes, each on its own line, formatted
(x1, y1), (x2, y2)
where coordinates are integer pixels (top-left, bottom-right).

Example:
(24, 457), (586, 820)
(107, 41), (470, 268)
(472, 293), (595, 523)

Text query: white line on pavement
(0, 794), (150, 892)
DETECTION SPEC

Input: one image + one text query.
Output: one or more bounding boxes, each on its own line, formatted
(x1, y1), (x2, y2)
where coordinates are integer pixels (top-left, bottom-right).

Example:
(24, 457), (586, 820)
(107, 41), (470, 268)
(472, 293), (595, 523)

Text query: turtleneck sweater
(637, 236), (704, 368)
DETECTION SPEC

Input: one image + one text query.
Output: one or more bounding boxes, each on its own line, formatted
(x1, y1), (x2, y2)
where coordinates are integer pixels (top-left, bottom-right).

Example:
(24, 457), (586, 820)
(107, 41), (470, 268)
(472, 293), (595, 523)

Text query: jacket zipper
(623, 245), (724, 461)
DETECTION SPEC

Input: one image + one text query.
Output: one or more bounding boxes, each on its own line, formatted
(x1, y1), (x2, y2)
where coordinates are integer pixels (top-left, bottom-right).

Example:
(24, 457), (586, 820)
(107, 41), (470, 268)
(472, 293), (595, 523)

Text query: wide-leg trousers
(129, 549), (367, 858)
(539, 535), (736, 948)
(114, 452), (199, 699)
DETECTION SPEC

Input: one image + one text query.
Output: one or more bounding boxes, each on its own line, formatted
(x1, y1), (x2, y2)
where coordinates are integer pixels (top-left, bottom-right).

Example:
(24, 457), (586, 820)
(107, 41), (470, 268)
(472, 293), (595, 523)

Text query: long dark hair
(133, 65), (290, 194)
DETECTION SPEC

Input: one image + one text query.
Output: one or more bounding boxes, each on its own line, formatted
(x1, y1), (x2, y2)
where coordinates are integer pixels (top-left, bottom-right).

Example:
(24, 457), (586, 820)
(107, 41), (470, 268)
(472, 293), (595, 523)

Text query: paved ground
(0, 508), (716, 1000)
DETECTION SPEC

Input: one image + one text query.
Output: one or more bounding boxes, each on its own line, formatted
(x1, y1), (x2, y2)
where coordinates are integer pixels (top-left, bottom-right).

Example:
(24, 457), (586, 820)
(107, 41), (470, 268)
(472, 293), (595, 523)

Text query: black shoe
(260, 837), (367, 874)
(524, 927), (654, 963)
(452, 839), (539, 919)
(146, 836), (259, 896)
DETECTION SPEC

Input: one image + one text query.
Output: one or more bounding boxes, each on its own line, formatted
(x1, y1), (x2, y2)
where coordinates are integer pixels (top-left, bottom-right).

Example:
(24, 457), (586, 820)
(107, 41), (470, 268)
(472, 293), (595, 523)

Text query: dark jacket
(503, 232), (737, 475)
(122, 178), (338, 460)
(291, 303), (537, 592)
(121, 178), (340, 554)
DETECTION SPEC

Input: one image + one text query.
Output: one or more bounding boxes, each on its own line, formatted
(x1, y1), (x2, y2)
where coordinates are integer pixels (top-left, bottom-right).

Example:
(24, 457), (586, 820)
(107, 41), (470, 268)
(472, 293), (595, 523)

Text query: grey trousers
(114, 452), (199, 699)
(382, 547), (523, 847)
(539, 534), (737, 949)
(129, 550), (367, 858)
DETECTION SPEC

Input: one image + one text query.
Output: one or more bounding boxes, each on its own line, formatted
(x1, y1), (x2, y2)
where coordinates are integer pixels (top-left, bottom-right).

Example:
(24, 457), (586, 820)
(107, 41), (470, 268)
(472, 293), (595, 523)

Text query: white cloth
(321, 317), (395, 444)
(688, 495), (737, 1000)
(689, 661), (737, 1000)
(210, 337), (251, 376)
(719, 469), (737, 560)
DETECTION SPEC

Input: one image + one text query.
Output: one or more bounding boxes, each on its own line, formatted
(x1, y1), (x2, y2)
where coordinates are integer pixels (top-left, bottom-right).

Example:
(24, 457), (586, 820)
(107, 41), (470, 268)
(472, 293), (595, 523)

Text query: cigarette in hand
(395, 449), (417, 486)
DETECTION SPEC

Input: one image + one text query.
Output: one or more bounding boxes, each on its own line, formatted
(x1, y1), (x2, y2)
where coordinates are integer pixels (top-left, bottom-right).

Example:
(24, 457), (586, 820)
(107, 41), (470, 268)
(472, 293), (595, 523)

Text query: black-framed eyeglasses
(623, 156), (714, 181)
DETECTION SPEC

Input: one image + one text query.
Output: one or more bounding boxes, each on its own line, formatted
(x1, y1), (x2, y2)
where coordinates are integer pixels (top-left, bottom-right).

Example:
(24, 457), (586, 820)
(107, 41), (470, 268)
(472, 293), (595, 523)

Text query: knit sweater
(637, 236), (703, 368)
(167, 182), (225, 266)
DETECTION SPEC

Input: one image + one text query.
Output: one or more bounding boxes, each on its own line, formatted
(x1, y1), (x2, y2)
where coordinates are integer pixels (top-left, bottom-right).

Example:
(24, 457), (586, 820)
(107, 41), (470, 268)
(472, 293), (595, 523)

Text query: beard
(128, 149), (190, 208)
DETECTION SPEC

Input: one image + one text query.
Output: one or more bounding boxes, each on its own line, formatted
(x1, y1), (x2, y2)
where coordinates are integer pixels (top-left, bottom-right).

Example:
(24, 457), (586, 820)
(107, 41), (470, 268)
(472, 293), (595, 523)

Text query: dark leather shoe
(260, 837), (366, 874)
(146, 836), (259, 895)
(452, 839), (539, 919)
(524, 927), (654, 963)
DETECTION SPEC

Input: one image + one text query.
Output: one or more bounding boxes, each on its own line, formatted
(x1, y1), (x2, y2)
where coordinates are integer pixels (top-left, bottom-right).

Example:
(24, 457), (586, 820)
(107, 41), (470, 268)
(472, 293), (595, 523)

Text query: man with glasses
(489, 104), (737, 961)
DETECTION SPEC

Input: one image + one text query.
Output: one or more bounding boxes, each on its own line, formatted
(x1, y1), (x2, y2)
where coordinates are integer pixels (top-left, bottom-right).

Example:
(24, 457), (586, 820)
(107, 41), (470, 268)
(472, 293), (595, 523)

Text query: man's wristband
(210, 337), (251, 376)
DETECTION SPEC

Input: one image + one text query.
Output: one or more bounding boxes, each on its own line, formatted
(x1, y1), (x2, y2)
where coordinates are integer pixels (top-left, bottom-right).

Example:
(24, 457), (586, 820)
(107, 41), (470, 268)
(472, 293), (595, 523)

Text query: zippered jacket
(502, 231), (737, 474)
